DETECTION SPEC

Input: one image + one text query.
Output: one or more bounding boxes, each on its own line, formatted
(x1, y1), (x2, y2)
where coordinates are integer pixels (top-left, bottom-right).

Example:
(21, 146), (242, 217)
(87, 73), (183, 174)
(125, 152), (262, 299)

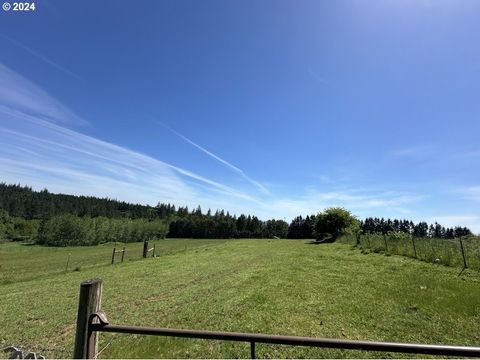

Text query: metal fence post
(73, 279), (103, 359)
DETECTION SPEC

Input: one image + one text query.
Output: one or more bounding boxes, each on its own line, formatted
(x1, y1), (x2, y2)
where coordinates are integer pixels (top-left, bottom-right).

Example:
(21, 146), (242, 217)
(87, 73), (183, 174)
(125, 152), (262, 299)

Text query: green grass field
(0, 239), (225, 285)
(1, 239), (479, 358)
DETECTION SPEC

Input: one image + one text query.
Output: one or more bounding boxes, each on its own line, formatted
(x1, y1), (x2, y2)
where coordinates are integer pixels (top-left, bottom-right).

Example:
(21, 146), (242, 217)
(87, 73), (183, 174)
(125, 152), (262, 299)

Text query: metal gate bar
(89, 321), (480, 358)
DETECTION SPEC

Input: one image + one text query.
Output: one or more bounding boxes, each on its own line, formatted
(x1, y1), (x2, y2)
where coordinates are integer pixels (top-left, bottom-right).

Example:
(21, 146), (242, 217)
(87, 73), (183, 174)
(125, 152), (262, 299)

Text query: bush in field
(37, 214), (88, 246)
(0, 209), (40, 242)
(315, 207), (359, 241)
(10, 218), (40, 240)
(37, 215), (168, 246)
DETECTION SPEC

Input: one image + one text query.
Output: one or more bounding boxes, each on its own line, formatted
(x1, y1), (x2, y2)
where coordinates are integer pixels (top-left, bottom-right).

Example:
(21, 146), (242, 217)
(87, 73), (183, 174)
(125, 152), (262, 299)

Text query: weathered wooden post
(152, 244), (156, 257)
(111, 248), (116, 265)
(73, 279), (102, 359)
(459, 238), (467, 269)
(383, 233), (388, 253)
(121, 247), (126, 262)
(143, 241), (148, 258)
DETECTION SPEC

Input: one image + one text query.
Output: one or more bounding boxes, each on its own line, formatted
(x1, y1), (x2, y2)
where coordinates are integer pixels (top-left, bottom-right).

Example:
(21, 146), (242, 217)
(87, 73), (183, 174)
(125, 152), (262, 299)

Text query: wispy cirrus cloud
(0, 63), (86, 126)
(1, 34), (82, 81)
(0, 63), (259, 207)
(456, 186), (480, 201)
(388, 145), (437, 160)
(307, 67), (328, 85)
(0, 113), (259, 206)
(251, 188), (426, 221)
(156, 121), (269, 194)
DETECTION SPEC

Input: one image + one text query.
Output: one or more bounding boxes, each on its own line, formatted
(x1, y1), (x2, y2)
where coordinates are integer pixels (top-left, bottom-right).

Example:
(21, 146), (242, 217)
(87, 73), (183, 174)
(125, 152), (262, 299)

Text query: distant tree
(433, 223), (444, 238)
(193, 205), (202, 216)
(445, 228), (455, 239)
(287, 216), (304, 239)
(266, 219), (288, 238)
(413, 222), (428, 237)
(454, 226), (472, 238)
(236, 214), (248, 237)
(315, 207), (359, 241)
(302, 215), (316, 238)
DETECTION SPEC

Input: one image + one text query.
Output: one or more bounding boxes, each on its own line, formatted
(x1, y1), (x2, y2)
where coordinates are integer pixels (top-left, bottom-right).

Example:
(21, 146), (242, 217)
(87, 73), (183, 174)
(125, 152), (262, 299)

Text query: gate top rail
(88, 312), (480, 358)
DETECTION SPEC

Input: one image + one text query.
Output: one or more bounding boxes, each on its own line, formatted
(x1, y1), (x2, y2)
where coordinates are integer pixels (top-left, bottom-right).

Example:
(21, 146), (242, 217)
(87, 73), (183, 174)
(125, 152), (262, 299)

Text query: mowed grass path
(0, 240), (479, 358)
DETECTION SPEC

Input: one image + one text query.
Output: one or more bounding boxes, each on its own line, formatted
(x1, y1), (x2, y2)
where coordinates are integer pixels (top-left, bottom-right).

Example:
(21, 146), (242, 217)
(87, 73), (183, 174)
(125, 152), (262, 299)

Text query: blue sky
(1, 0), (480, 231)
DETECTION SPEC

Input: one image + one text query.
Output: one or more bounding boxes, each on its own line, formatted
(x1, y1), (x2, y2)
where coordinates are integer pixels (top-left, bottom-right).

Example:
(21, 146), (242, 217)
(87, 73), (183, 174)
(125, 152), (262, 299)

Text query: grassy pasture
(0, 239), (224, 285)
(0, 239), (479, 358)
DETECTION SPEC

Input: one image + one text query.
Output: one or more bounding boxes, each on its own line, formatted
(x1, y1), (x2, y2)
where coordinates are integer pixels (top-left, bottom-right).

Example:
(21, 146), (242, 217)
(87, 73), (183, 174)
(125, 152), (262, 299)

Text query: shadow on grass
(306, 234), (336, 245)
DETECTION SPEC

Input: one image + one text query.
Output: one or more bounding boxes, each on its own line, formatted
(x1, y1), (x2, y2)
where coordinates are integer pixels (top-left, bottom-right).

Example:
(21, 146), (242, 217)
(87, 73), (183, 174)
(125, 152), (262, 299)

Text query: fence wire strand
(342, 234), (479, 271)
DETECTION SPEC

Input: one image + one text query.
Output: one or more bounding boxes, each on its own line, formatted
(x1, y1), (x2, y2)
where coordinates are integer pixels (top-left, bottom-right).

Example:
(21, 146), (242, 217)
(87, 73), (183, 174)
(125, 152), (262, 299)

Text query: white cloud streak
(156, 121), (269, 194)
(388, 145), (436, 160)
(307, 67), (328, 85)
(1, 34), (82, 81)
(250, 188), (426, 221)
(0, 114), (258, 205)
(0, 64), (86, 125)
(456, 186), (480, 201)
(0, 63), (259, 208)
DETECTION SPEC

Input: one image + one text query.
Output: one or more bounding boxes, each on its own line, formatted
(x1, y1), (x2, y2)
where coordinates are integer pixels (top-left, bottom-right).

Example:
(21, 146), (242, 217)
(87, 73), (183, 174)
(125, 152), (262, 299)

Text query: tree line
(0, 184), (293, 243)
(360, 217), (472, 239)
(37, 214), (168, 246)
(0, 183), (176, 220)
(168, 208), (289, 239)
(0, 183), (474, 245)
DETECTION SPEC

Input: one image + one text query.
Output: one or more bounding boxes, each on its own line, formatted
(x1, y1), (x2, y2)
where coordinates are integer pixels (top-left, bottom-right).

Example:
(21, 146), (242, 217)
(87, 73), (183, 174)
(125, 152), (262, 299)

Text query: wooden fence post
(383, 234), (388, 253)
(66, 253), (71, 272)
(143, 241), (148, 258)
(73, 279), (103, 359)
(121, 247), (125, 262)
(111, 248), (116, 265)
(153, 244), (156, 258)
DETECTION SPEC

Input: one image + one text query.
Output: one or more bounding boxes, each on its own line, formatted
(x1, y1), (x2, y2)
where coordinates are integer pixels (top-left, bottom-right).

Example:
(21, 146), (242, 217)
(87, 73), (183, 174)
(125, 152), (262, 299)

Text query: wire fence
(341, 233), (480, 271)
(0, 239), (225, 285)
